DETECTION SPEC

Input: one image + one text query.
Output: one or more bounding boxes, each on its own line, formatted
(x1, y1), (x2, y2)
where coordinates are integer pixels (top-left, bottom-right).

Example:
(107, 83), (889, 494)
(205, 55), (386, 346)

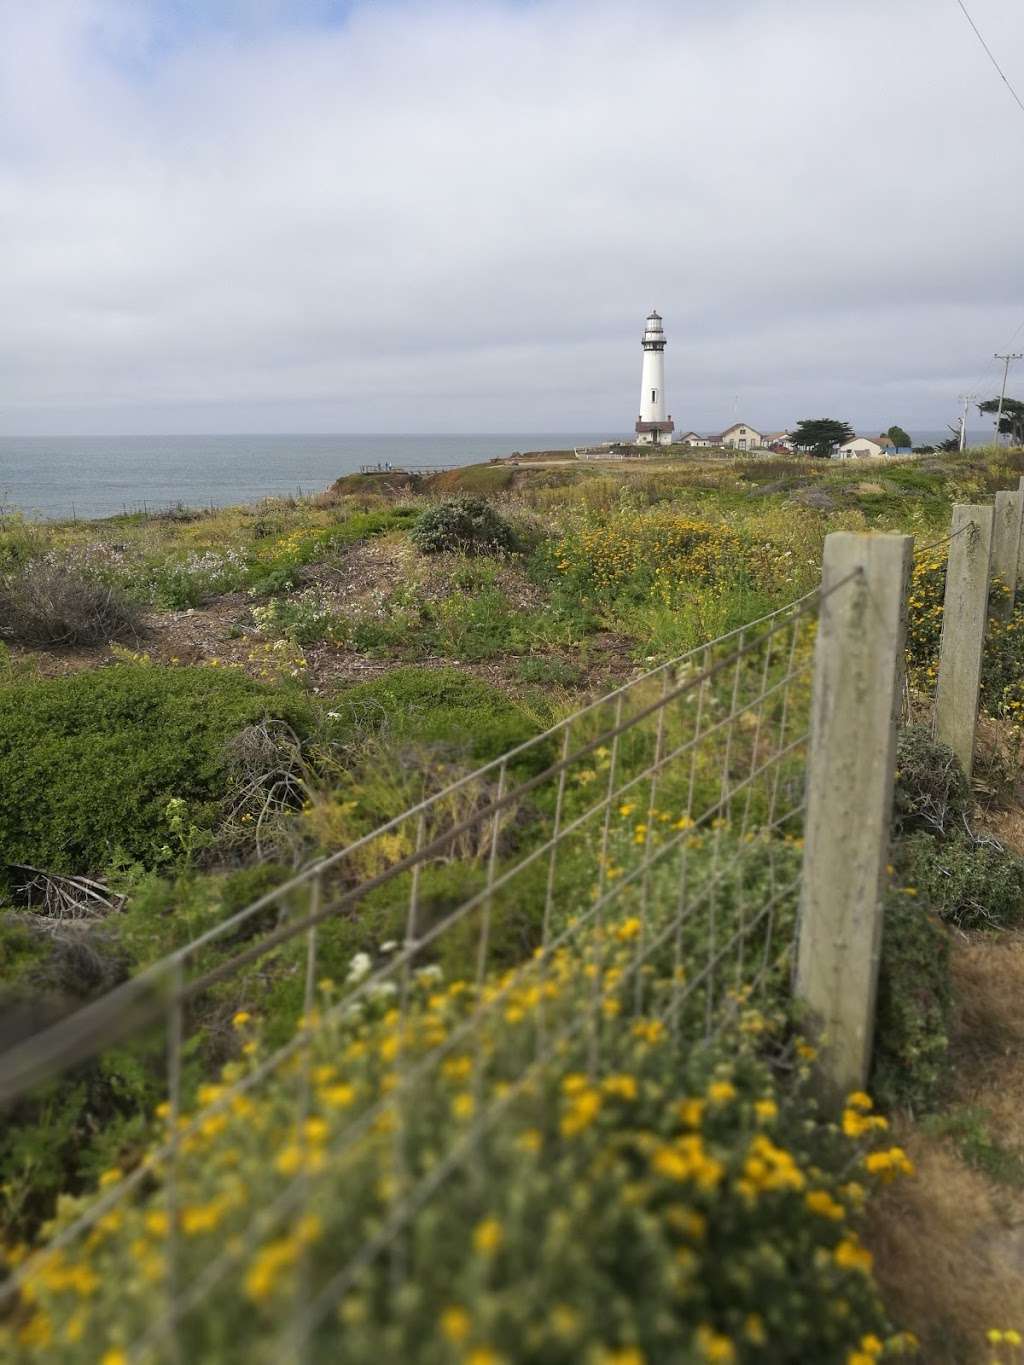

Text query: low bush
(891, 726), (970, 838)
(893, 829), (1024, 931)
(0, 665), (309, 884)
(0, 565), (143, 647)
(875, 725), (1024, 1111)
(6, 932), (912, 1363)
(872, 886), (953, 1113)
(410, 497), (520, 556)
(514, 656), (582, 687)
(251, 590), (344, 646)
(326, 667), (547, 772)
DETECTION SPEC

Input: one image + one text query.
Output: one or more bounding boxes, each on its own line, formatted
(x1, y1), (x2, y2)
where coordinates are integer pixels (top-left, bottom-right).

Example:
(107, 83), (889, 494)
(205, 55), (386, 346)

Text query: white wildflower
(346, 952), (372, 985)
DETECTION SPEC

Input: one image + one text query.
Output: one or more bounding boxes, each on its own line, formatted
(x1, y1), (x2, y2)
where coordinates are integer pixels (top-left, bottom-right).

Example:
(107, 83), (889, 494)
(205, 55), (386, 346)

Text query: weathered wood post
(990, 489), (1022, 620)
(933, 506), (994, 779)
(796, 532), (911, 1104)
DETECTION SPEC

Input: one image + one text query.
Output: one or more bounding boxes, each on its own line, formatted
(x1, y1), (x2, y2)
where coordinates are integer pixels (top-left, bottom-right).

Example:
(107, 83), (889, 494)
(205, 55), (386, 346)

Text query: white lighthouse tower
(634, 310), (674, 446)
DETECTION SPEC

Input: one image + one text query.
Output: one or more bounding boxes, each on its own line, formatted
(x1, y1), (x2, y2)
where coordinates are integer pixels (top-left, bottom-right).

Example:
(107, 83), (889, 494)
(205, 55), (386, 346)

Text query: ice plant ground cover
(2, 840), (918, 1362)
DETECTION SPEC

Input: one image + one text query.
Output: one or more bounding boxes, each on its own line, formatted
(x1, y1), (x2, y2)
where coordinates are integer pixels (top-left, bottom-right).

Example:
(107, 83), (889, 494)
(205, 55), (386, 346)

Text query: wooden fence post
(933, 506), (994, 779)
(796, 532), (911, 1105)
(990, 490), (1022, 620)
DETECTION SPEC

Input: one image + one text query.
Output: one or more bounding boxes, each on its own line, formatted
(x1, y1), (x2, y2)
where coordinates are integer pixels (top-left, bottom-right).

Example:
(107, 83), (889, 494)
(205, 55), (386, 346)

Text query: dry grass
(0, 564), (143, 648)
(867, 1130), (1024, 1362)
(867, 932), (1024, 1360)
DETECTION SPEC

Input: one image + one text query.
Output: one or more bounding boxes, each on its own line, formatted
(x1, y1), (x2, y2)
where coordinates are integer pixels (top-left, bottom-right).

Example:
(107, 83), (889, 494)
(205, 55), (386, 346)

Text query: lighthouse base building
(635, 309), (674, 446)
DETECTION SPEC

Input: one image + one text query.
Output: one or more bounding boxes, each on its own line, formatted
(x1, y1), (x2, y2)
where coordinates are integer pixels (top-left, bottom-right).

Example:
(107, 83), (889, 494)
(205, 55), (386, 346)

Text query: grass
(922, 1105), (1024, 1187)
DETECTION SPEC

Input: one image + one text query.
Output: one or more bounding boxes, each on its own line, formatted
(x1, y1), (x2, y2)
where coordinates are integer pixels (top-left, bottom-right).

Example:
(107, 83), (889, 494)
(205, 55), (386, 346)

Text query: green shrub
(0, 666), (309, 883)
(251, 590), (344, 646)
(892, 828), (1024, 931)
(410, 497), (519, 556)
(891, 725), (970, 837)
(872, 887), (953, 1112)
(327, 667), (547, 771)
(514, 656), (582, 687)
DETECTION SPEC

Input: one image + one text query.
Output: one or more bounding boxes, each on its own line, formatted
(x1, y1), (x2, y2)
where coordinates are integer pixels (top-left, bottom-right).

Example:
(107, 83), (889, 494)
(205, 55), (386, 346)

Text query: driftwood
(10, 864), (125, 924)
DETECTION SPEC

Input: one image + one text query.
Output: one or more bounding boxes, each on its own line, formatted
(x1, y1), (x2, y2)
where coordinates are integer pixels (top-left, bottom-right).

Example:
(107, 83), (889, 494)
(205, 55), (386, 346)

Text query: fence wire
(0, 580), (855, 1364)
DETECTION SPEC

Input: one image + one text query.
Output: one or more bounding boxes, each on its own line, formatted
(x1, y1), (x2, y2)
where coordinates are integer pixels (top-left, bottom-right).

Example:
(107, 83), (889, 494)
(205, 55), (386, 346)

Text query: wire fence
(0, 578), (853, 1362)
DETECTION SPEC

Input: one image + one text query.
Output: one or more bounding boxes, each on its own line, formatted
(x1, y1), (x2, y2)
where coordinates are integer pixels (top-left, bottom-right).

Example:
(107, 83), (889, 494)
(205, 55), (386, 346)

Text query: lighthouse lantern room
(634, 310), (674, 446)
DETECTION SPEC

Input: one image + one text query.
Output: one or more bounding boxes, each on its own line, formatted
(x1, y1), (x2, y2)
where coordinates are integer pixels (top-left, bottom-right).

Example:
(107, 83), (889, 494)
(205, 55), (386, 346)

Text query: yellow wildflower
(706, 1080), (737, 1106)
(744, 1315), (766, 1346)
(696, 1324), (736, 1362)
(602, 1074), (638, 1101)
(754, 1098), (777, 1124)
(473, 1218), (503, 1255)
(865, 1147), (915, 1180)
(805, 1189), (846, 1221)
(320, 1083), (356, 1108)
(452, 1092), (474, 1121)
(834, 1235), (874, 1274)
(439, 1306), (471, 1343)
(561, 1087), (602, 1137)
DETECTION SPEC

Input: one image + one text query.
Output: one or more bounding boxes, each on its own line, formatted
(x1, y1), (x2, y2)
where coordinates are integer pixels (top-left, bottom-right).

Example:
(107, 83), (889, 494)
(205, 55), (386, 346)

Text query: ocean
(0, 434), (608, 521)
(0, 429), (997, 521)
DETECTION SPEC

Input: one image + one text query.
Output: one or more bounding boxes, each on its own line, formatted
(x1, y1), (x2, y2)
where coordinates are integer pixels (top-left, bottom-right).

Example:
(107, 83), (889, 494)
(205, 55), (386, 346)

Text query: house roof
(839, 435), (883, 448)
(718, 422), (761, 437)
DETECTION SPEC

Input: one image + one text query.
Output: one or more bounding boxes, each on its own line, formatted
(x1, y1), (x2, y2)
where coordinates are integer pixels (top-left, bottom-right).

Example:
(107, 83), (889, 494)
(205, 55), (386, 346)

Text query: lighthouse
(634, 310), (674, 446)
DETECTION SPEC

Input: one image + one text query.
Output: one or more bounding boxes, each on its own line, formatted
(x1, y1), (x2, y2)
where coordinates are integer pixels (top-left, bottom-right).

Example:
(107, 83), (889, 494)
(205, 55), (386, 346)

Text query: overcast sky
(2, 0), (1023, 437)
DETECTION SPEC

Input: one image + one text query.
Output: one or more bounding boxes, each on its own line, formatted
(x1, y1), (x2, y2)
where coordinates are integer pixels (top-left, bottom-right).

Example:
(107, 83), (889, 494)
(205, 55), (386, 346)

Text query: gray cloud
(2, 0), (1023, 436)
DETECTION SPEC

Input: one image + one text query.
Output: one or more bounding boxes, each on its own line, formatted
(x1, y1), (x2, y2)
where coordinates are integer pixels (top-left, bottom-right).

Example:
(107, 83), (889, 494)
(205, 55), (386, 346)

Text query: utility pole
(994, 353), (1023, 446)
(957, 394), (977, 452)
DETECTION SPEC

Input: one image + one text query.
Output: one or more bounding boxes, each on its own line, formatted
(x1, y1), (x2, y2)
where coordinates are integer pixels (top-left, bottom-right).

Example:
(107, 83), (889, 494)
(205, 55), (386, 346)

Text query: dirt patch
(6, 537), (638, 704)
(867, 1126), (1024, 1362)
(790, 487), (836, 511)
(867, 931), (1024, 1359)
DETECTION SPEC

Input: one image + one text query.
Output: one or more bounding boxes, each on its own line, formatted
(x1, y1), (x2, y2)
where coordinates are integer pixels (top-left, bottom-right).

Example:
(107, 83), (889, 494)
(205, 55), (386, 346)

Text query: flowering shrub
(553, 514), (744, 607)
(0, 818), (920, 1363)
(251, 590), (345, 647)
(146, 549), (251, 608)
(245, 638), (310, 684)
(903, 551), (946, 684)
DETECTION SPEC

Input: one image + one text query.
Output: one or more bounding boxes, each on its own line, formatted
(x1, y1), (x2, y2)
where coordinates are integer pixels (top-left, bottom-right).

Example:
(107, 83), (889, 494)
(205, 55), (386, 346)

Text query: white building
(634, 310), (675, 446)
(677, 431), (715, 448)
(835, 436), (886, 459)
(717, 422), (763, 451)
(763, 431), (794, 452)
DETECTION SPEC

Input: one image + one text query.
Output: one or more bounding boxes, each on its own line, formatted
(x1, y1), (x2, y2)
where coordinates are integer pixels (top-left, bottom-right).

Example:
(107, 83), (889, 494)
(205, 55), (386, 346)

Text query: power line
(954, 0), (1024, 117)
